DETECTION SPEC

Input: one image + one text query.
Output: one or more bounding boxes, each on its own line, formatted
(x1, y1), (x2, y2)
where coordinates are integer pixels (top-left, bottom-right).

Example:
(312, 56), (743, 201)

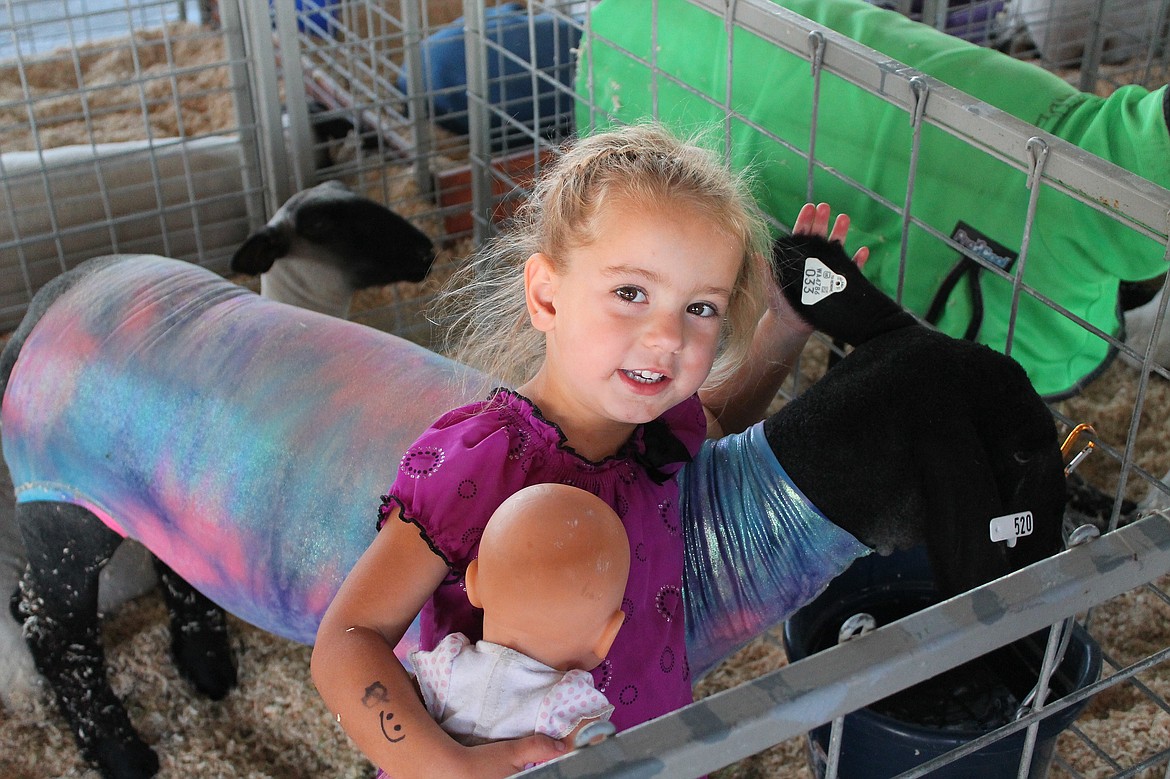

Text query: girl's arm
(702, 203), (869, 437)
(311, 508), (566, 779)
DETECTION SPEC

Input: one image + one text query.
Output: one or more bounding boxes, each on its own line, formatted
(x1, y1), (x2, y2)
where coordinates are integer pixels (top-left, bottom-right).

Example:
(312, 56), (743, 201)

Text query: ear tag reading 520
(802, 258), (847, 305)
(989, 511), (1033, 548)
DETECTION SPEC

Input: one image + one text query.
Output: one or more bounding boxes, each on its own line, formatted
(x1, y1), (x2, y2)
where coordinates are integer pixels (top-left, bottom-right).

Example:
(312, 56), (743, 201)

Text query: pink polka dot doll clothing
(409, 632), (613, 744)
(381, 388), (706, 734)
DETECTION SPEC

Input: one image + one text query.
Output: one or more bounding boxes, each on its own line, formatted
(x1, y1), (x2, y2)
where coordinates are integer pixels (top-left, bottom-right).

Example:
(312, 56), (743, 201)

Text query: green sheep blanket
(576, 0), (1170, 398)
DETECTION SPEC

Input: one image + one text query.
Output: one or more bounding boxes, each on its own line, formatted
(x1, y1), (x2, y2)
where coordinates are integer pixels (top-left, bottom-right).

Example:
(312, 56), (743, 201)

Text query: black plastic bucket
(782, 547), (1101, 778)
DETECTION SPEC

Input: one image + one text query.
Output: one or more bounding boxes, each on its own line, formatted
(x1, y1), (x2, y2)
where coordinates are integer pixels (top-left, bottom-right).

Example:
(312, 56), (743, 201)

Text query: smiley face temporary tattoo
(360, 680), (406, 743)
(380, 710), (405, 743)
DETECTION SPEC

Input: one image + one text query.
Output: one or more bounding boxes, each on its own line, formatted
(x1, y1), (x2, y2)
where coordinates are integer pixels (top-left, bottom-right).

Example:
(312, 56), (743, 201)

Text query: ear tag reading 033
(802, 258), (847, 305)
(989, 511), (1033, 548)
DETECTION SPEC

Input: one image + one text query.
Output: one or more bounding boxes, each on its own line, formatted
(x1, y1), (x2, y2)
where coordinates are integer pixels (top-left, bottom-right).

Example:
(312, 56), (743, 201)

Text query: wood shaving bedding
(0, 23), (234, 152)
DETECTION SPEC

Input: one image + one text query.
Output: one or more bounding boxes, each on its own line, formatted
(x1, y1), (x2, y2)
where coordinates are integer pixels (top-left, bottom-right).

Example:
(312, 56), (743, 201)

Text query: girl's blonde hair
(433, 122), (772, 392)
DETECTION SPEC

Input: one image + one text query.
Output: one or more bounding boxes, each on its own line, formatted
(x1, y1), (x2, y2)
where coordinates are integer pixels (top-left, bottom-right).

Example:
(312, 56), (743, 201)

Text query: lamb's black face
(289, 188), (437, 288)
(357, 208), (435, 286)
(381, 211), (436, 284)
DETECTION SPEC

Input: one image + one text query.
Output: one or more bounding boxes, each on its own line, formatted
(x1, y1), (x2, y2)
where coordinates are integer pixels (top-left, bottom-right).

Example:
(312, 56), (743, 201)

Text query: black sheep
(682, 234), (1068, 671)
(769, 233), (1067, 592)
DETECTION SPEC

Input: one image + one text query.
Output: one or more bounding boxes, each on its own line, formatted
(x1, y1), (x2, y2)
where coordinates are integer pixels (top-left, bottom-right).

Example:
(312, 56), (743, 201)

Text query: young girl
(312, 123), (866, 778)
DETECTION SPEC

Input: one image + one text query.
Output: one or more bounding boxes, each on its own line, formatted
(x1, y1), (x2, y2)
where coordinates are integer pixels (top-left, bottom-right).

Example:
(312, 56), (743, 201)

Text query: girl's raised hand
(700, 202), (872, 434)
(791, 202), (869, 268)
(770, 203), (869, 337)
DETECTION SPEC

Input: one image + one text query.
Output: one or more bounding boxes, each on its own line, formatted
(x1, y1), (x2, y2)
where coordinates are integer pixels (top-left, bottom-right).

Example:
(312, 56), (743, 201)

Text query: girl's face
(523, 201), (742, 452)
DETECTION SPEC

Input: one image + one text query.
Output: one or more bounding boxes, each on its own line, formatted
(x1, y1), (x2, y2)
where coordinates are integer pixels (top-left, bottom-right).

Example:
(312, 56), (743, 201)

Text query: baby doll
(408, 483), (630, 748)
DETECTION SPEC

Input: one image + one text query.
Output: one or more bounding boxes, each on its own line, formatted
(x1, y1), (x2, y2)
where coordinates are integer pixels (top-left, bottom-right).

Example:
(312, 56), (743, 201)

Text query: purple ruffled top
(382, 388), (707, 732)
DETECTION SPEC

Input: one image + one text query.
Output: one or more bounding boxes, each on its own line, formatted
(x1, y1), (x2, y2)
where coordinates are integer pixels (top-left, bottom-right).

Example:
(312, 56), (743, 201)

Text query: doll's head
(465, 483), (630, 672)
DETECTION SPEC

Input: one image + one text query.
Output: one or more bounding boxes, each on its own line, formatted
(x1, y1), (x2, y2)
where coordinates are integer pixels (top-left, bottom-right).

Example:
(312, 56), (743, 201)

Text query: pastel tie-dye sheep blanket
(2, 255), (864, 675)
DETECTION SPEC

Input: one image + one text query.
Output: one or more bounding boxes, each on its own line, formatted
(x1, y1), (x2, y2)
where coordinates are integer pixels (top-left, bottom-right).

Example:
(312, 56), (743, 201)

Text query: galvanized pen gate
(3, 0), (1170, 776)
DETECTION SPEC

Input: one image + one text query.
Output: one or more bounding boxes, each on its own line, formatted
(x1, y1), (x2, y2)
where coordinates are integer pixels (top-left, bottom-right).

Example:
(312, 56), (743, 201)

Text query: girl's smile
(520, 201), (742, 459)
(622, 369), (667, 385)
(618, 367), (672, 399)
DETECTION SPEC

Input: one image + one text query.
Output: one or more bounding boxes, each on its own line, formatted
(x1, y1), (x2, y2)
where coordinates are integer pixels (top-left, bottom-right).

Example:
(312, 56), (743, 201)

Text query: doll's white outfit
(410, 632), (614, 744)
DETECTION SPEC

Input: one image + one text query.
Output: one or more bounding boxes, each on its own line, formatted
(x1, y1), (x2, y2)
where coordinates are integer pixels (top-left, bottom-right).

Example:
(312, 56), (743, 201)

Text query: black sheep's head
(230, 180), (436, 289)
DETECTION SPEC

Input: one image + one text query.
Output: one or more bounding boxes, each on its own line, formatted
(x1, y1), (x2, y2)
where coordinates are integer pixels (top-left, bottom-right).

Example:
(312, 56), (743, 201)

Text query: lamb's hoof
(90, 734), (160, 779)
(172, 630), (237, 700)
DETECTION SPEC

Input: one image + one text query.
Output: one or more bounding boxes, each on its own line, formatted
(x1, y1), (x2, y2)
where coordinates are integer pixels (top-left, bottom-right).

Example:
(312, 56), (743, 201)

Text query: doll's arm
(539, 669), (615, 748)
(312, 509), (566, 778)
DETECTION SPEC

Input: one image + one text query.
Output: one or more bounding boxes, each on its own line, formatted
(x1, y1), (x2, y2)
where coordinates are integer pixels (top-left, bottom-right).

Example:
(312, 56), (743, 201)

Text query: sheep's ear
(231, 227), (290, 275)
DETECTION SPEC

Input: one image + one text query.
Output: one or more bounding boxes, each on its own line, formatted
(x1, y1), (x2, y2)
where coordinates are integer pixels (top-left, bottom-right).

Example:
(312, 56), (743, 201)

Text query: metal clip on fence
(896, 75), (931, 304)
(1004, 136), (1052, 355)
(805, 30), (826, 204)
(1061, 423), (1098, 477)
(824, 613), (878, 779)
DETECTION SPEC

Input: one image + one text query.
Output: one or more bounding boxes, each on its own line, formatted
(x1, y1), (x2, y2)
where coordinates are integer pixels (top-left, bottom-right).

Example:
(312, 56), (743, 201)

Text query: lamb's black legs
(154, 557), (236, 700)
(14, 500), (160, 779)
(14, 501), (239, 779)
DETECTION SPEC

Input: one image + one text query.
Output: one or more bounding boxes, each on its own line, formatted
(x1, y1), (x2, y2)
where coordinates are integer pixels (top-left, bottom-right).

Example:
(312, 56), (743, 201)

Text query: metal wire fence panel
(260, 0), (585, 349)
(0, 0), (273, 330)
(457, 0), (1170, 776)
(1006, 0), (1170, 91)
(879, 0), (1169, 94)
